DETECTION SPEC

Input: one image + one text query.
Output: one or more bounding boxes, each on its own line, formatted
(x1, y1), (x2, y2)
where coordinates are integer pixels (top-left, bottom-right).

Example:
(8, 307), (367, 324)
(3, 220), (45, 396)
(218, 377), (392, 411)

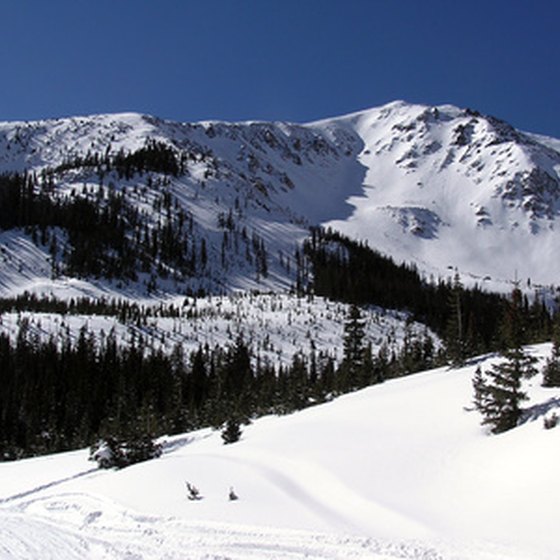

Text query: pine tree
(445, 272), (467, 366)
(222, 336), (253, 415)
(542, 314), (560, 387)
(471, 365), (487, 411)
(338, 304), (367, 391)
(473, 286), (538, 434)
(477, 354), (528, 434)
(221, 418), (242, 444)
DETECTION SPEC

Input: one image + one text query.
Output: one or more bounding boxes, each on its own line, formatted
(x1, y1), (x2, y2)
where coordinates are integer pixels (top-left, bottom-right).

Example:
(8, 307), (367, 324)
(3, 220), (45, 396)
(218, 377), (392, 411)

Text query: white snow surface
(1, 344), (559, 559)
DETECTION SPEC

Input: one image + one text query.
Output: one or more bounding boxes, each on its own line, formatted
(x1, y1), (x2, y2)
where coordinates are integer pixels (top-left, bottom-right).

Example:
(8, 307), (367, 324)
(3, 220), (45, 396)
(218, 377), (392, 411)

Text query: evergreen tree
(473, 286), (538, 434)
(286, 353), (309, 409)
(471, 365), (487, 411)
(89, 434), (161, 469)
(221, 418), (242, 444)
(445, 272), (467, 366)
(542, 314), (560, 387)
(190, 346), (209, 410)
(222, 335), (253, 416)
(338, 304), (367, 391)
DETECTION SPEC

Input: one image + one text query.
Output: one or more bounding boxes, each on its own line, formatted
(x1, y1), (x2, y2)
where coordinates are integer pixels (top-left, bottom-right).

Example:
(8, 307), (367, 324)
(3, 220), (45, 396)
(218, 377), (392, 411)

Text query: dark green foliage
(0, 159), (273, 291)
(396, 324), (438, 377)
(90, 437), (125, 469)
(473, 287), (539, 434)
(223, 336), (253, 407)
(303, 226), (427, 310)
(0, 292), (185, 320)
(542, 354), (560, 387)
(542, 315), (560, 387)
(342, 305), (366, 372)
(221, 418), (242, 445)
(0, 324), (184, 459)
(89, 435), (162, 469)
(477, 351), (532, 433)
(112, 140), (179, 179)
(0, 310), (433, 460)
(337, 304), (375, 391)
(445, 273), (468, 367)
(472, 365), (486, 411)
(303, 228), (509, 354)
(122, 434), (163, 467)
(51, 140), (180, 179)
(0, 171), (197, 282)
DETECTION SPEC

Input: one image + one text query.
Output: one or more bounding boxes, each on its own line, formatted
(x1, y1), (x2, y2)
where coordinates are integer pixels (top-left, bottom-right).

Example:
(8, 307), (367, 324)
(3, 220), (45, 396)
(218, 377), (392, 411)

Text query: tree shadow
(520, 396), (560, 425)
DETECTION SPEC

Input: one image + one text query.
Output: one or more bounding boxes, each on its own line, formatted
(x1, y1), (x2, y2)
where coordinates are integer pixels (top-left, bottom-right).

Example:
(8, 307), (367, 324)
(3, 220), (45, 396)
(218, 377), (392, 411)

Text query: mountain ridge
(1, 100), (559, 299)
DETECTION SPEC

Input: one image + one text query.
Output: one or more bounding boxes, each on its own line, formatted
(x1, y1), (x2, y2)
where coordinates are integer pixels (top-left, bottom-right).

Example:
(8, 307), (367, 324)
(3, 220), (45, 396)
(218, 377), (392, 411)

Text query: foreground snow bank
(1, 344), (559, 559)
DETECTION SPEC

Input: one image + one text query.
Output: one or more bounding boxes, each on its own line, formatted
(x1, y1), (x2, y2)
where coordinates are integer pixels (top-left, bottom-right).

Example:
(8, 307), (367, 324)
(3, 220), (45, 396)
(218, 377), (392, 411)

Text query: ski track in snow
(0, 493), (446, 560)
(0, 435), (465, 559)
(0, 467), (98, 506)
(0, 491), (546, 560)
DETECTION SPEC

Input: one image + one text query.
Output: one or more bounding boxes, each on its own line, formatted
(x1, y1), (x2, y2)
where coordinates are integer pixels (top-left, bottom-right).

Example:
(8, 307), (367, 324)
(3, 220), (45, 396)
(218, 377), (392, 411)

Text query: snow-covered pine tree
(471, 365), (488, 411)
(89, 434), (162, 469)
(221, 418), (242, 444)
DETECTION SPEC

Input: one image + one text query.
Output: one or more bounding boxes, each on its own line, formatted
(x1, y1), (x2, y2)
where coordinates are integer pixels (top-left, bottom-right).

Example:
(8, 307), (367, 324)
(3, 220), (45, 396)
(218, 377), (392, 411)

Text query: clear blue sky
(1, 0), (559, 137)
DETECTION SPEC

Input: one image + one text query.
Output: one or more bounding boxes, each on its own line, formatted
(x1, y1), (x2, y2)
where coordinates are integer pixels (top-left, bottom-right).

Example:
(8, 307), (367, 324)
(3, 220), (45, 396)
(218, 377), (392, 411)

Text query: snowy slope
(1, 345), (558, 559)
(1, 101), (559, 300)
(321, 102), (560, 288)
(0, 294), (431, 369)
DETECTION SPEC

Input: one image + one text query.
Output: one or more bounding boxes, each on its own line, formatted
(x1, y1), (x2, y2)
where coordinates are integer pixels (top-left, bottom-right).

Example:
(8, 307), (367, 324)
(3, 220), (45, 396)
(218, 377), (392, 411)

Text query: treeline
(51, 139), (182, 179)
(0, 171), (201, 284)
(0, 309), (436, 460)
(0, 292), (186, 322)
(303, 227), (552, 355)
(112, 139), (180, 178)
(0, 147), (272, 291)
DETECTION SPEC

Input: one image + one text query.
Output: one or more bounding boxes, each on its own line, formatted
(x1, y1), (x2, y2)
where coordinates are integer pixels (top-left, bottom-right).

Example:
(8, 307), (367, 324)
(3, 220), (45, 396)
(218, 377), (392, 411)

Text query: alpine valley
(1, 101), (560, 559)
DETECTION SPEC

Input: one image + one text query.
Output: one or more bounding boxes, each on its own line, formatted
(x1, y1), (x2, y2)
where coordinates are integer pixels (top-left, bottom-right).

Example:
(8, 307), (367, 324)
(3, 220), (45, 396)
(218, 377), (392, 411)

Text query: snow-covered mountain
(2, 104), (559, 560)
(1, 344), (558, 559)
(1, 100), (559, 299)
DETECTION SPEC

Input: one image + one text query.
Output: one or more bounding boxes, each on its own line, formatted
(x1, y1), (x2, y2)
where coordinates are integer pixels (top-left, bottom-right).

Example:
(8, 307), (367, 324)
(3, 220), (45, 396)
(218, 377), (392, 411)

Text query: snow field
(1, 344), (559, 559)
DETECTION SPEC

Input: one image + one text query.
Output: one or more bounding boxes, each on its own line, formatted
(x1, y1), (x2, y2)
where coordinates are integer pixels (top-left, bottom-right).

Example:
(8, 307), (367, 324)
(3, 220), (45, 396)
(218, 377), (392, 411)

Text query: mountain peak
(0, 102), (559, 299)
